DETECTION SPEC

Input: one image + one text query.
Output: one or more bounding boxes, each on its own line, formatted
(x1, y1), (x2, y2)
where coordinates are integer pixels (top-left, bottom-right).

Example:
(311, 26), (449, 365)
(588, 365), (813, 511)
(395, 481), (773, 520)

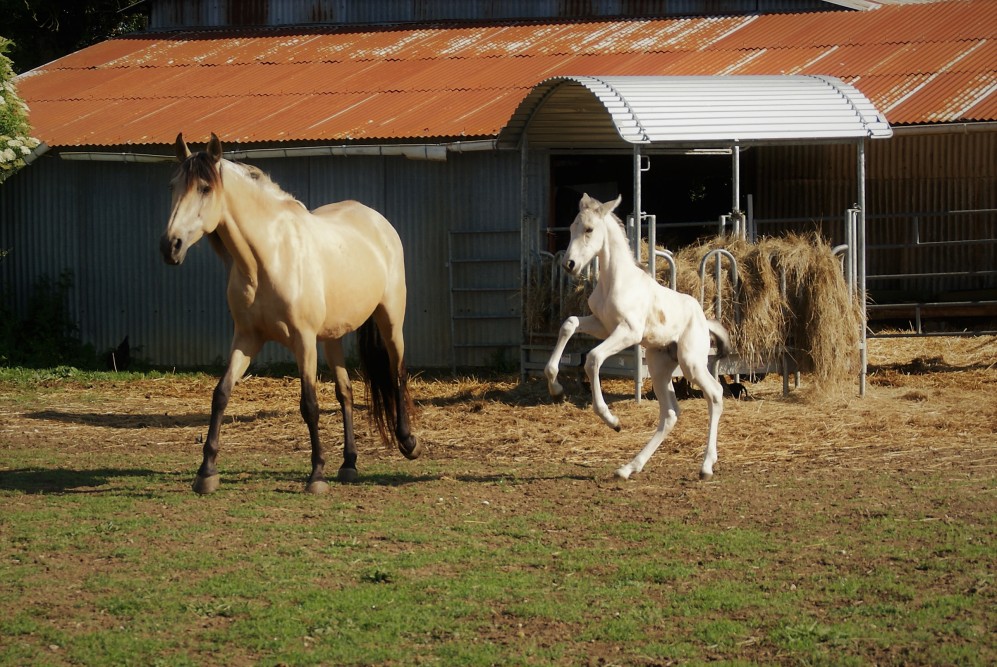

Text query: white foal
(544, 194), (732, 480)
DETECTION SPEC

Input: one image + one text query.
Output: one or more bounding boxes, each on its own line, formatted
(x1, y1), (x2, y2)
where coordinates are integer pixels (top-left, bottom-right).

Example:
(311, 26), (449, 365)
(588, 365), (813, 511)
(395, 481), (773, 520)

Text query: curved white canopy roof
(500, 75), (892, 149)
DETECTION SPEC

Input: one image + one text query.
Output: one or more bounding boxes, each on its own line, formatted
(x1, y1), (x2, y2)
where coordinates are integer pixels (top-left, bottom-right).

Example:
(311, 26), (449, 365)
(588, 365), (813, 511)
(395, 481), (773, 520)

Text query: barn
(1, 0), (994, 371)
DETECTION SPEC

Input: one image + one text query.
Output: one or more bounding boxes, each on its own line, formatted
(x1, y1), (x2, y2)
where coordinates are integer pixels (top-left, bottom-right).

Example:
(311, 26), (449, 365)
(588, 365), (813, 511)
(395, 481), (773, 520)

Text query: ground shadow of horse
(0, 467), (179, 494)
(25, 409), (294, 429)
(415, 373), (631, 410)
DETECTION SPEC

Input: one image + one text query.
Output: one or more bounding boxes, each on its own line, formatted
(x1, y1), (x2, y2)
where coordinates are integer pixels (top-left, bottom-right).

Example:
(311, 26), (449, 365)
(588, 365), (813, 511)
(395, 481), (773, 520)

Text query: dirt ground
(0, 336), (997, 477)
(2, 335), (995, 482)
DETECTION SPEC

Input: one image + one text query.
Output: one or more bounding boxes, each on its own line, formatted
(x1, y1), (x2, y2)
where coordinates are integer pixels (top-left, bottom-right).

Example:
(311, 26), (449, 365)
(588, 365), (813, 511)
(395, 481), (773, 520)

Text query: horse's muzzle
(160, 234), (184, 265)
(563, 257), (583, 277)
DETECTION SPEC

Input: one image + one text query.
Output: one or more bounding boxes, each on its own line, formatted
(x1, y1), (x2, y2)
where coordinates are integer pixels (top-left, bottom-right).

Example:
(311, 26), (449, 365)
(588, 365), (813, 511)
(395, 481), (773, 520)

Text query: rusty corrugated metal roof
(16, 0), (996, 148)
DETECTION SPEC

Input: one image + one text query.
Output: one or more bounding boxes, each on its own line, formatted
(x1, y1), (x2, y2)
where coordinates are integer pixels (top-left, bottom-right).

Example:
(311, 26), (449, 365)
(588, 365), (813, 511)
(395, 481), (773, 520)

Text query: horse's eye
(584, 227), (593, 235)
(199, 184), (212, 195)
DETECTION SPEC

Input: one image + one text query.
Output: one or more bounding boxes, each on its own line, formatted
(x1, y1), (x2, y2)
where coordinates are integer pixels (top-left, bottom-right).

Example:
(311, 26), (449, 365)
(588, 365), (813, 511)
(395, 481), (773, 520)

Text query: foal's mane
(598, 207), (639, 268)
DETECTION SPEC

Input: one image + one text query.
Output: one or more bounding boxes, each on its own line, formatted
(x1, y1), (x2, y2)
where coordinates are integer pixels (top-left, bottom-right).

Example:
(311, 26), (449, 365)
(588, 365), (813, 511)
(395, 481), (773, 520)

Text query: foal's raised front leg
(584, 324), (641, 431)
(544, 315), (608, 397)
(193, 336), (257, 494)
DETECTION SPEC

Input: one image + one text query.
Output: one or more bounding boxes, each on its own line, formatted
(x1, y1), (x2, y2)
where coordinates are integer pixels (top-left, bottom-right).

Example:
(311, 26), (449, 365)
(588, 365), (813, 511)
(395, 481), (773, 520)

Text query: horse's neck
(216, 205), (259, 288)
(215, 164), (285, 288)
(597, 218), (639, 286)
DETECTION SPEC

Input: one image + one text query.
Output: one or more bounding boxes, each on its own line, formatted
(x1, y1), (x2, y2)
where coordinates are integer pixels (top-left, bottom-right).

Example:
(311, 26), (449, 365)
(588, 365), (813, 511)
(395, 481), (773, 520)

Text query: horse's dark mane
(175, 151), (221, 191)
(174, 154), (304, 209)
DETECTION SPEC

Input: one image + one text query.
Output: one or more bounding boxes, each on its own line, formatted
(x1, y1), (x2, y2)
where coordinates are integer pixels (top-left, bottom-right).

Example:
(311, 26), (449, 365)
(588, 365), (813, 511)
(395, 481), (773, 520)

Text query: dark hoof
(337, 467), (359, 484)
(306, 479), (330, 494)
(613, 424), (622, 433)
(192, 474), (220, 495)
(699, 471), (714, 481)
(399, 435), (423, 460)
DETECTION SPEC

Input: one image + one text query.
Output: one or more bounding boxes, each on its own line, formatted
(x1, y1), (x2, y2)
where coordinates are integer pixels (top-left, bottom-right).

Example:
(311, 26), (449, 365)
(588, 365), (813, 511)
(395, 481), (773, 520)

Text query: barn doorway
(548, 152), (751, 254)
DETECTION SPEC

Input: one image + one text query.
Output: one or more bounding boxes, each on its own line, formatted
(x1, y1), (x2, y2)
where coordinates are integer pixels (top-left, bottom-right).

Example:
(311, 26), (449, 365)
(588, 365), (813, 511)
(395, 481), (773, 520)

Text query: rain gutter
(890, 122), (996, 136)
(58, 139), (500, 163)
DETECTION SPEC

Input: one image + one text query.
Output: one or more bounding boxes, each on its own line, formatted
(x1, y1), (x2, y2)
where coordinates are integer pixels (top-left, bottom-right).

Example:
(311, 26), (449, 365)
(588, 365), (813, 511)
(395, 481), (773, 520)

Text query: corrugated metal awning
(500, 74), (893, 149)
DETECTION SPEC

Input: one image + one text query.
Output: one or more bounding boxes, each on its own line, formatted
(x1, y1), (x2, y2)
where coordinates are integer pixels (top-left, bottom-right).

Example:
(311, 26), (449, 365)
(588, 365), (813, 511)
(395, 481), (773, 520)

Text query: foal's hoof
(399, 435), (423, 460)
(337, 467), (359, 484)
(699, 470), (714, 481)
(306, 480), (330, 495)
(192, 474), (220, 495)
(614, 466), (633, 480)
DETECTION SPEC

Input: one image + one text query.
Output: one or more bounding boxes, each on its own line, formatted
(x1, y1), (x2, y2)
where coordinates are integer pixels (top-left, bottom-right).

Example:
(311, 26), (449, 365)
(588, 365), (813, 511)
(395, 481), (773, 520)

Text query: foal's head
(161, 132), (225, 266)
(562, 193), (624, 277)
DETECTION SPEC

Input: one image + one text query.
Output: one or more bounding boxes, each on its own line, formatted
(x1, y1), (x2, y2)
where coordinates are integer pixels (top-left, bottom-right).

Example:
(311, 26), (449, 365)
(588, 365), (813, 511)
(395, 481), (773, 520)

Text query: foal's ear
(207, 133), (223, 163)
(600, 194), (623, 216)
(175, 133), (191, 161)
(579, 192), (595, 210)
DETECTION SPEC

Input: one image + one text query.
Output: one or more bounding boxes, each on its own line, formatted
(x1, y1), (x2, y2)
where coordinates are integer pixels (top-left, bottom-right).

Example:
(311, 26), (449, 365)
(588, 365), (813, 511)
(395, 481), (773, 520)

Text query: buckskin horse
(161, 133), (421, 494)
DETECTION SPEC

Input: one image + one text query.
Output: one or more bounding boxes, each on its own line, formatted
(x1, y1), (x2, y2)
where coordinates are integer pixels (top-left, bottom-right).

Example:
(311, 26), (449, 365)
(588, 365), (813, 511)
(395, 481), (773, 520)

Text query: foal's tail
(707, 319), (733, 360)
(357, 317), (418, 456)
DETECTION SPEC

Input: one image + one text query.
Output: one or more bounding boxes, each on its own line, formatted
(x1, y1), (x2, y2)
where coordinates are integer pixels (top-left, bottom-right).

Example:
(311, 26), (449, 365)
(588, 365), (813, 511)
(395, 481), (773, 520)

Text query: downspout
(857, 138), (868, 397)
(632, 143), (644, 402)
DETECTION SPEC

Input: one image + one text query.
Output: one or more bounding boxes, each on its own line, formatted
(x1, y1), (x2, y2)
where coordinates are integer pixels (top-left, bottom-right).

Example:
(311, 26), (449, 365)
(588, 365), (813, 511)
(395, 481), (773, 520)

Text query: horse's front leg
(193, 335), (257, 494)
(584, 325), (641, 431)
(544, 315), (608, 397)
(324, 339), (358, 483)
(295, 336), (329, 494)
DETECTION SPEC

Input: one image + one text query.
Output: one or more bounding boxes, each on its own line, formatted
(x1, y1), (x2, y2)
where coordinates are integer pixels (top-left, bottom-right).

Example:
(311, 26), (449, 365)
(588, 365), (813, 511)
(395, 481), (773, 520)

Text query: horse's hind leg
(324, 338), (358, 483)
(683, 357), (724, 481)
(616, 346), (680, 480)
(193, 334), (259, 494)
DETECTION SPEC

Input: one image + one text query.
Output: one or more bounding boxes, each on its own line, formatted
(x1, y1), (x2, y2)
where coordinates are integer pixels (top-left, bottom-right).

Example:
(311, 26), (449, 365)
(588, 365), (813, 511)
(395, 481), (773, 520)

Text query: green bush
(0, 269), (96, 368)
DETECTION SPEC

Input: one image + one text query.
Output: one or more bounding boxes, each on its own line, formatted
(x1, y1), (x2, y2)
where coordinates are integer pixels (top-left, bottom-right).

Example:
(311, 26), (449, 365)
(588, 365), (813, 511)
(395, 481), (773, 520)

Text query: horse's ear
(207, 133), (223, 163)
(579, 193), (594, 210)
(175, 133), (191, 161)
(601, 194), (623, 216)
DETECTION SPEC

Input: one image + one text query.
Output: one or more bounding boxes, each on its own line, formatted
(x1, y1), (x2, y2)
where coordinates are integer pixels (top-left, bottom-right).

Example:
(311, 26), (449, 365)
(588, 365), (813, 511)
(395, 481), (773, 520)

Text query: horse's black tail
(357, 317), (417, 454)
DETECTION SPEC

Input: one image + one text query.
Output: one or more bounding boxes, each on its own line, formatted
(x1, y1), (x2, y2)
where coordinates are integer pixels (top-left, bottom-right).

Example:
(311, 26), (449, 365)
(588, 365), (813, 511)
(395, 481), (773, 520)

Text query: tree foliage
(0, 37), (40, 184)
(0, 0), (149, 74)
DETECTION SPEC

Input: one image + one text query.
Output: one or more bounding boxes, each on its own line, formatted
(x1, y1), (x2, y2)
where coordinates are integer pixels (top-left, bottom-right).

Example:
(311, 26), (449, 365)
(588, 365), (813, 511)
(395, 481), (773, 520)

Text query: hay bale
(662, 233), (861, 384)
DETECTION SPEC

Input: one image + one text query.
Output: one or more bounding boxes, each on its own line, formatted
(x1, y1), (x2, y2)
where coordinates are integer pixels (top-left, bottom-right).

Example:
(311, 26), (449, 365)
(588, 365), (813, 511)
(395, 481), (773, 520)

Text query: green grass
(1, 373), (994, 666)
(2, 457), (993, 667)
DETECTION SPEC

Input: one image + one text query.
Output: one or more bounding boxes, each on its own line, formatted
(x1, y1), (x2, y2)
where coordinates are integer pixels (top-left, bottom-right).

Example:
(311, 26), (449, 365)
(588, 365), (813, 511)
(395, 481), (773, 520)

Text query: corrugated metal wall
(3, 129), (993, 369)
(752, 130), (997, 302)
(0, 150), (522, 369)
(150, 0), (839, 29)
